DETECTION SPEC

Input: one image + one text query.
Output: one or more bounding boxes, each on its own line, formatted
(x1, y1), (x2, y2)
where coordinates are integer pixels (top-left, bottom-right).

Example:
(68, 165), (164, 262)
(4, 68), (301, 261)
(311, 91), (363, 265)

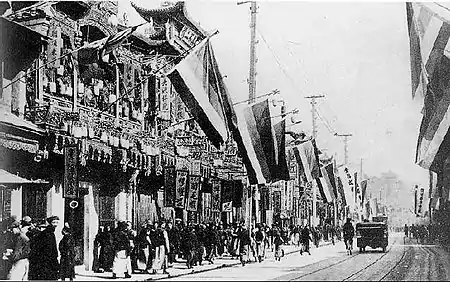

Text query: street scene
(1, 0), (450, 281)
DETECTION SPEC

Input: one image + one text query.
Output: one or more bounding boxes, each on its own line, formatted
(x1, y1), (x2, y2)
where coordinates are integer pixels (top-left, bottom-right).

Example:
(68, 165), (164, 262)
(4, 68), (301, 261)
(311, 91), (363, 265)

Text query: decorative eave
(131, 1), (207, 38)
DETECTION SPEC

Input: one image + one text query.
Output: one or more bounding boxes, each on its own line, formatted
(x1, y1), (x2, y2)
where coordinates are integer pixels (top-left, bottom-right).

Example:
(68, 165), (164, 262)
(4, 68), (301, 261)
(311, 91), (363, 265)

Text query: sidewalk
(74, 240), (334, 281)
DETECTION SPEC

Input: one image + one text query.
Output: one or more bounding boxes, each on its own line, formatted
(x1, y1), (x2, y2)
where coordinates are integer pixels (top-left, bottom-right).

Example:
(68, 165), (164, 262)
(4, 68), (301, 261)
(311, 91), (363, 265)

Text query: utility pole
(305, 95), (324, 227)
(238, 0), (258, 229)
(335, 133), (352, 165)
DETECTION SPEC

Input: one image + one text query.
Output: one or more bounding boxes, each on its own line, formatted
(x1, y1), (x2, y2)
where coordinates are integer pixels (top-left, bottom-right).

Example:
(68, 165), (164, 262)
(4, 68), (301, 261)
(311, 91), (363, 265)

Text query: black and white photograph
(1, 0), (450, 281)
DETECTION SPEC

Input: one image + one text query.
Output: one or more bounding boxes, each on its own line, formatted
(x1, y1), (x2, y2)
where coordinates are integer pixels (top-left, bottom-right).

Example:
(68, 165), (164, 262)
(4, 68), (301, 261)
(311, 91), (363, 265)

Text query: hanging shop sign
(186, 175), (201, 211)
(63, 145), (78, 199)
(175, 170), (189, 208)
(211, 178), (222, 212)
(191, 160), (201, 176)
(164, 166), (176, 207)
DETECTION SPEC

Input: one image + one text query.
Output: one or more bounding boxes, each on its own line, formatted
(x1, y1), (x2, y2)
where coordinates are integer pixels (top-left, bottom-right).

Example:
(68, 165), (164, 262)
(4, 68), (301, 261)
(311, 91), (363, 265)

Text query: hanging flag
(293, 139), (322, 182)
(338, 166), (355, 209)
(316, 177), (332, 203)
(361, 180), (368, 207)
(168, 39), (228, 148)
(321, 163), (337, 200)
(244, 98), (275, 182)
(272, 116), (290, 181)
(406, 3), (450, 173)
(186, 175), (201, 212)
(77, 24), (142, 65)
(337, 176), (347, 206)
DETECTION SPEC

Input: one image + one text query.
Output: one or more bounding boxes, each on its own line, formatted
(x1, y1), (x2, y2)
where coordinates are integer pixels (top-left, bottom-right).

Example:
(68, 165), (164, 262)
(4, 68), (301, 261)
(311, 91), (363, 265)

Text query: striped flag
(273, 117), (290, 182)
(293, 139), (322, 182)
(316, 177), (333, 203)
(77, 24), (142, 65)
(321, 163), (337, 200)
(406, 3), (450, 173)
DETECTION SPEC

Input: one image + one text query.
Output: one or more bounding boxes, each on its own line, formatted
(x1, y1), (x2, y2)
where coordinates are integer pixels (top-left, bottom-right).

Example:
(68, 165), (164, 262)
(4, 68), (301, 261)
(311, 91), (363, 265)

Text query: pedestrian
(204, 223), (217, 264)
(404, 224), (409, 240)
(300, 225), (312, 256)
(150, 222), (169, 274)
(59, 224), (76, 281)
(125, 221), (138, 273)
(7, 220), (30, 280)
(29, 215), (60, 280)
(135, 223), (151, 273)
(167, 222), (179, 265)
(112, 221), (132, 279)
(99, 225), (114, 272)
(185, 225), (197, 269)
(237, 224), (251, 266)
(254, 224), (265, 262)
(274, 229), (284, 261)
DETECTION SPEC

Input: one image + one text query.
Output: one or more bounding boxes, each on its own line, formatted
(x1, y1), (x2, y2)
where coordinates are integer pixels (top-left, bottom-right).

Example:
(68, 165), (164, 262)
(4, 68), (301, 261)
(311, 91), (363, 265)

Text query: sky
(120, 0), (431, 188)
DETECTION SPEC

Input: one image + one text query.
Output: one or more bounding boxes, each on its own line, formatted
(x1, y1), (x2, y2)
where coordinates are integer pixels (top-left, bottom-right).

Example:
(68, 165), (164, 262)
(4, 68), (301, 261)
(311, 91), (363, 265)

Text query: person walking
(343, 218), (355, 255)
(98, 225), (114, 272)
(237, 224), (251, 266)
(300, 225), (312, 256)
(112, 221), (132, 279)
(254, 224), (265, 262)
(273, 229), (284, 261)
(150, 222), (169, 274)
(7, 221), (30, 280)
(135, 223), (151, 273)
(59, 224), (76, 281)
(29, 215), (60, 280)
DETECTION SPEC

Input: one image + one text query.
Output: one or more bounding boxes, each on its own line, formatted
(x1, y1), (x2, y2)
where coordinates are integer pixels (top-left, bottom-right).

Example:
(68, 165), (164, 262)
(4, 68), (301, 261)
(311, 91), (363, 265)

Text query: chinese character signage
(273, 191), (281, 214)
(211, 179), (222, 212)
(164, 166), (176, 207)
(186, 175), (201, 211)
(175, 170), (189, 208)
(191, 160), (201, 175)
(64, 146), (78, 199)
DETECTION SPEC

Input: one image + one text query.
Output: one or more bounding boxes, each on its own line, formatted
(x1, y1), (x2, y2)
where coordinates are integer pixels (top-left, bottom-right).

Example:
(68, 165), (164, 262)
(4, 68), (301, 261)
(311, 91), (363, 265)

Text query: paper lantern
(109, 94), (116, 104)
(49, 82), (56, 93)
(78, 83), (84, 93)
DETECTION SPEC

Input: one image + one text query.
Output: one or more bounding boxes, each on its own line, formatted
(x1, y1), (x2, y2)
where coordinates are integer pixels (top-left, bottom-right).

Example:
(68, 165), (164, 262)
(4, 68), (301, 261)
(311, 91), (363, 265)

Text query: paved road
(164, 233), (450, 281)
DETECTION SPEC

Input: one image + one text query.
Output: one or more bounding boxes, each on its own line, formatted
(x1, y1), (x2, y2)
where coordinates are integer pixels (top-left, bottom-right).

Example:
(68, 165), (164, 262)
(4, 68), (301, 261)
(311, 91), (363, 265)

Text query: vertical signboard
(211, 179), (222, 212)
(175, 170), (189, 208)
(64, 146), (78, 199)
(164, 166), (176, 207)
(186, 175), (201, 211)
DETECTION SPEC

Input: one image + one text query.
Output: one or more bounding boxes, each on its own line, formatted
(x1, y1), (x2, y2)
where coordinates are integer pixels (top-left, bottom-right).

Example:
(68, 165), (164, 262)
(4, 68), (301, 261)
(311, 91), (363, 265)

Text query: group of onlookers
(404, 223), (436, 244)
(0, 215), (75, 281)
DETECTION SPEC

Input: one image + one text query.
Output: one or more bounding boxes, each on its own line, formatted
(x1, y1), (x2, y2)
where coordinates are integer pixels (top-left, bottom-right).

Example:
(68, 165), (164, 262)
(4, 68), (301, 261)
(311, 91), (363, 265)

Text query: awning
(0, 112), (45, 154)
(0, 169), (48, 184)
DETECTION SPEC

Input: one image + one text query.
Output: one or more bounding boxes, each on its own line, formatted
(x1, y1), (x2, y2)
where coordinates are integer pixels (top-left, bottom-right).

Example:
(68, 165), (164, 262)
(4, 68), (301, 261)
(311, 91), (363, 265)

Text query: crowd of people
(0, 215), (75, 281)
(0, 215), (345, 281)
(403, 223), (438, 244)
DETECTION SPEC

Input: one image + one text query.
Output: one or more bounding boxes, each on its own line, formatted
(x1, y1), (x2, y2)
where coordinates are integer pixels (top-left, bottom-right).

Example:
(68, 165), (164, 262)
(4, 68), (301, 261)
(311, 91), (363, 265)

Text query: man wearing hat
(29, 216), (60, 280)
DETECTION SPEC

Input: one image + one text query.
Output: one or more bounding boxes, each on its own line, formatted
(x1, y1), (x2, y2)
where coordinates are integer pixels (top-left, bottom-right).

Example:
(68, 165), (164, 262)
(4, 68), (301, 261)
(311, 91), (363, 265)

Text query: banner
(294, 139), (322, 182)
(64, 146), (78, 199)
(191, 160), (201, 175)
(211, 178), (222, 212)
(175, 170), (189, 208)
(339, 166), (355, 209)
(186, 175), (201, 211)
(164, 166), (176, 207)
(416, 186), (425, 216)
(222, 201), (232, 212)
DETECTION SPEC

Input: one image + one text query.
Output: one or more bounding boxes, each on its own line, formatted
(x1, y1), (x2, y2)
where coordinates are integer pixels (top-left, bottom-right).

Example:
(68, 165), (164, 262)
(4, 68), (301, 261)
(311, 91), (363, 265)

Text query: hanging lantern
(49, 82), (56, 93)
(101, 132), (108, 143)
(78, 82), (85, 93)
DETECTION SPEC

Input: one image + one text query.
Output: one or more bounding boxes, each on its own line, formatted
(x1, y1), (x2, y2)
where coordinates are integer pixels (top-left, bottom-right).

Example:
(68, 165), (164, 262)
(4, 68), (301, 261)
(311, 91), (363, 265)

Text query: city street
(163, 233), (450, 281)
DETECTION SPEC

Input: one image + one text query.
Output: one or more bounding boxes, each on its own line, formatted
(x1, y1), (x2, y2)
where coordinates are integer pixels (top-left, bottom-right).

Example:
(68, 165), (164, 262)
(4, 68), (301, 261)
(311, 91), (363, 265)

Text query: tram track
(286, 236), (401, 281)
(341, 236), (400, 281)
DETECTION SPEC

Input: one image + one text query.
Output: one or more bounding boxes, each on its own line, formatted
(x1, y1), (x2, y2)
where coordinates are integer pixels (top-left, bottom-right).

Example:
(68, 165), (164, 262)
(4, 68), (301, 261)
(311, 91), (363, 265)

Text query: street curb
(150, 241), (334, 281)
